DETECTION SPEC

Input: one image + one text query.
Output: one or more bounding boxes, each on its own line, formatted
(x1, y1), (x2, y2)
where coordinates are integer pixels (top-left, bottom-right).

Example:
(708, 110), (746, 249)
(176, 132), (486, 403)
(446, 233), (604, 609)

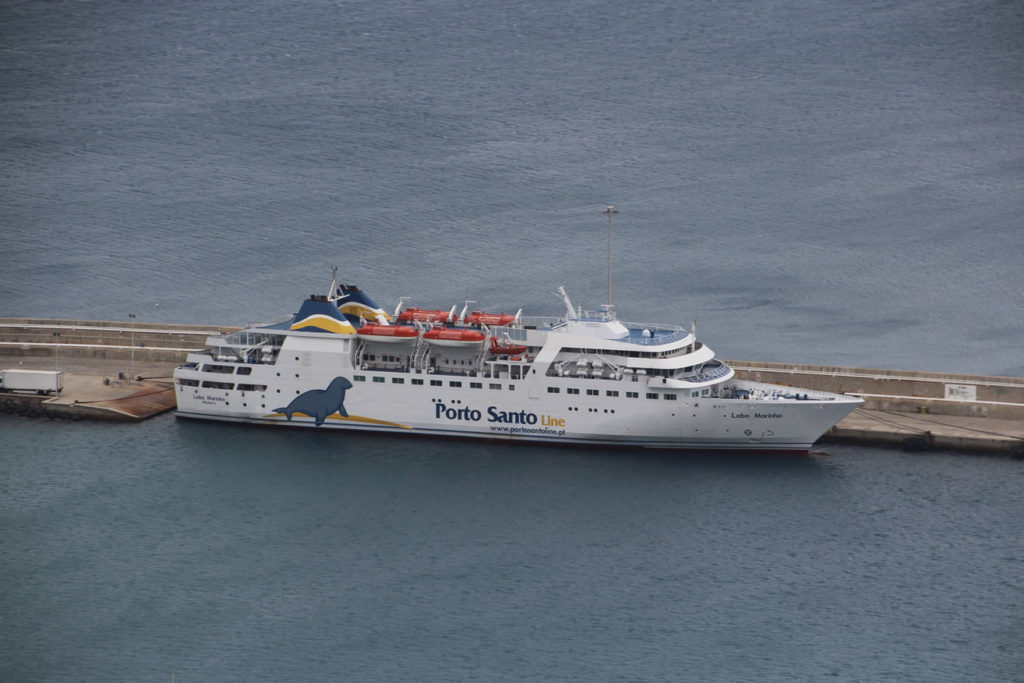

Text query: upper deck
(508, 316), (690, 347)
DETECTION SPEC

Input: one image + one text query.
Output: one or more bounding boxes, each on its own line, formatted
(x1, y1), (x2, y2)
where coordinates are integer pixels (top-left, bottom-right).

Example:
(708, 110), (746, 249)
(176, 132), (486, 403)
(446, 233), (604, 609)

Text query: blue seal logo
(274, 376), (353, 426)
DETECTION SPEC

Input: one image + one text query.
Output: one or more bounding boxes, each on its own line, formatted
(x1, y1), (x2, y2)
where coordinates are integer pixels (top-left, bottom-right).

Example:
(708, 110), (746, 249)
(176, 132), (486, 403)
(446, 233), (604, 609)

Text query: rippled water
(2, 0), (1022, 680)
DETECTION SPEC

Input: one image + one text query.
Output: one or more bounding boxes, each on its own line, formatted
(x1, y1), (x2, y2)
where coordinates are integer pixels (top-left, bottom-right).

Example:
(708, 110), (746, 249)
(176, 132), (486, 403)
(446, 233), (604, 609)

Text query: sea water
(2, 1), (1022, 680)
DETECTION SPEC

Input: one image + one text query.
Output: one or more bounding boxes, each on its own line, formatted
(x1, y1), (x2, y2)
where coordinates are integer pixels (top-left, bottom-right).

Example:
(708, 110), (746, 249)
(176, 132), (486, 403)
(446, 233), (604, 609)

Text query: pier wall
(0, 319), (240, 363)
(728, 361), (1024, 420)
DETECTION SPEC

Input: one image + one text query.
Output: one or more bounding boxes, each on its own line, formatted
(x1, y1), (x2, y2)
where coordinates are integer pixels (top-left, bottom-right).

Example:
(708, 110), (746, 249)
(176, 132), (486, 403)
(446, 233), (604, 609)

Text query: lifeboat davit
(422, 327), (487, 347)
(356, 323), (419, 343)
(464, 311), (516, 326)
(397, 307), (452, 323)
(488, 337), (527, 355)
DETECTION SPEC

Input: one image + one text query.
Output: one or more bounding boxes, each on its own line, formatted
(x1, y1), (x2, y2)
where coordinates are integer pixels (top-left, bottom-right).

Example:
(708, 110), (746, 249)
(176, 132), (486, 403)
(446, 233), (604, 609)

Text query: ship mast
(327, 265), (341, 302)
(603, 205), (618, 308)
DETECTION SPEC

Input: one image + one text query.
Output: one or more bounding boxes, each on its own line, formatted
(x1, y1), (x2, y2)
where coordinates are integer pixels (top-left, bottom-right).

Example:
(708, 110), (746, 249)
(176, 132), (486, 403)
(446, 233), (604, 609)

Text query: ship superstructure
(174, 270), (861, 452)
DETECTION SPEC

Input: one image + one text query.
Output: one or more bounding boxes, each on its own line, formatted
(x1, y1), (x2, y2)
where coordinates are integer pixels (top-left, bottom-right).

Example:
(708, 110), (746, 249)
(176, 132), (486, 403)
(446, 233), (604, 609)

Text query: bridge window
(354, 375), (366, 382)
(450, 381), (462, 387)
(626, 391), (638, 398)
(664, 394), (677, 400)
(606, 390), (619, 397)
(373, 376), (385, 383)
(470, 382), (482, 389)
(430, 380), (443, 387)
(412, 378), (424, 385)
(547, 387), (560, 393)
(646, 393), (658, 399)
(392, 378), (404, 384)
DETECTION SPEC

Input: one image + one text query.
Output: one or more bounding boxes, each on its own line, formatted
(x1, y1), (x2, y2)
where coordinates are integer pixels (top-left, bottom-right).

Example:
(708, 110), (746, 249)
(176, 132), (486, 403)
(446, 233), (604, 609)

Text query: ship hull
(174, 370), (858, 453)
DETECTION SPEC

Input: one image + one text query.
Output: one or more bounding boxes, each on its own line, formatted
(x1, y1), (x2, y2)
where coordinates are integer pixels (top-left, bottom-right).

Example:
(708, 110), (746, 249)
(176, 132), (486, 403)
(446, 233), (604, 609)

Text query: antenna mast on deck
(328, 265), (340, 302)
(602, 206), (618, 307)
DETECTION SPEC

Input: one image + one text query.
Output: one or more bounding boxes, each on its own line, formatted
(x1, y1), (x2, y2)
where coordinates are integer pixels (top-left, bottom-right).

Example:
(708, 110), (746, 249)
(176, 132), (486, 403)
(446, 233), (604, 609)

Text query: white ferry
(174, 269), (861, 453)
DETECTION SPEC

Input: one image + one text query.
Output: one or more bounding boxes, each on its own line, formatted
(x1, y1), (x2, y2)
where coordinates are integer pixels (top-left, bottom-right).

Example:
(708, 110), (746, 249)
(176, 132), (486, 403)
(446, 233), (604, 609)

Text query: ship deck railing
(510, 317), (689, 345)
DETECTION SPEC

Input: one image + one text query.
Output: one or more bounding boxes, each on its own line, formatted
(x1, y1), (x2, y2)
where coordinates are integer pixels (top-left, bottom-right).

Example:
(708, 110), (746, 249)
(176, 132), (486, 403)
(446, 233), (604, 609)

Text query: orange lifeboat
(464, 310), (516, 326)
(356, 323), (419, 343)
(488, 337), (527, 355)
(397, 307), (452, 323)
(422, 327), (487, 347)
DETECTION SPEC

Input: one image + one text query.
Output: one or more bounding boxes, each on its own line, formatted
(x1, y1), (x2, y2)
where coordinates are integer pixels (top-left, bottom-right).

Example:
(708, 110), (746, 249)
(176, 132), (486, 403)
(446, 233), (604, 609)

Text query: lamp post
(128, 313), (136, 383)
(602, 206), (618, 307)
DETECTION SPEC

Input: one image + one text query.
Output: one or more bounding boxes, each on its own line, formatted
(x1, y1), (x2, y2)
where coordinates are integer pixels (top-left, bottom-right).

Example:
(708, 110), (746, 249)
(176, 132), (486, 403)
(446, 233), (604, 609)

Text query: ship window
(626, 391), (639, 398)
(508, 385), (515, 391)
(430, 380), (442, 387)
(354, 375), (366, 382)
(392, 378), (404, 384)
(691, 391), (699, 397)
(450, 381), (462, 387)
(586, 389), (599, 396)
(701, 389), (709, 396)
(176, 378), (199, 387)
(412, 378), (424, 385)
(201, 381), (234, 390)
(237, 383), (267, 392)
(547, 387), (560, 393)
(664, 394), (677, 400)
(567, 388), (580, 395)
(202, 364), (234, 374)
(237, 367), (252, 376)
(489, 383), (501, 390)
(470, 382), (482, 389)
(373, 376), (385, 383)
(606, 390), (619, 397)
(646, 393), (658, 399)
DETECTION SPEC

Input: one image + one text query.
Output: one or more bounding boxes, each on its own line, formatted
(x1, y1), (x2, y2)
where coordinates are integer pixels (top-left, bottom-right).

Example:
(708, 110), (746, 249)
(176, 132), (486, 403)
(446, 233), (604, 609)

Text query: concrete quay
(1, 318), (1022, 454)
(0, 319), (241, 420)
(0, 356), (178, 421)
(823, 408), (1024, 455)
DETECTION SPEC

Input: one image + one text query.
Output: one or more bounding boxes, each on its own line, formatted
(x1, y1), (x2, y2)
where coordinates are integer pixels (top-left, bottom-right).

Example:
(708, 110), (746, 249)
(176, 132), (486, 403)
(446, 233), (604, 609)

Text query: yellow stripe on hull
(266, 411), (412, 429)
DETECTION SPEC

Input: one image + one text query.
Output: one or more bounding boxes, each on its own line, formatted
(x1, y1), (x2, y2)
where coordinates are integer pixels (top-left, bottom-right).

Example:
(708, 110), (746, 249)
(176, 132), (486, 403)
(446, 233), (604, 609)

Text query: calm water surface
(1, 415), (1022, 681)
(2, 0), (1022, 680)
